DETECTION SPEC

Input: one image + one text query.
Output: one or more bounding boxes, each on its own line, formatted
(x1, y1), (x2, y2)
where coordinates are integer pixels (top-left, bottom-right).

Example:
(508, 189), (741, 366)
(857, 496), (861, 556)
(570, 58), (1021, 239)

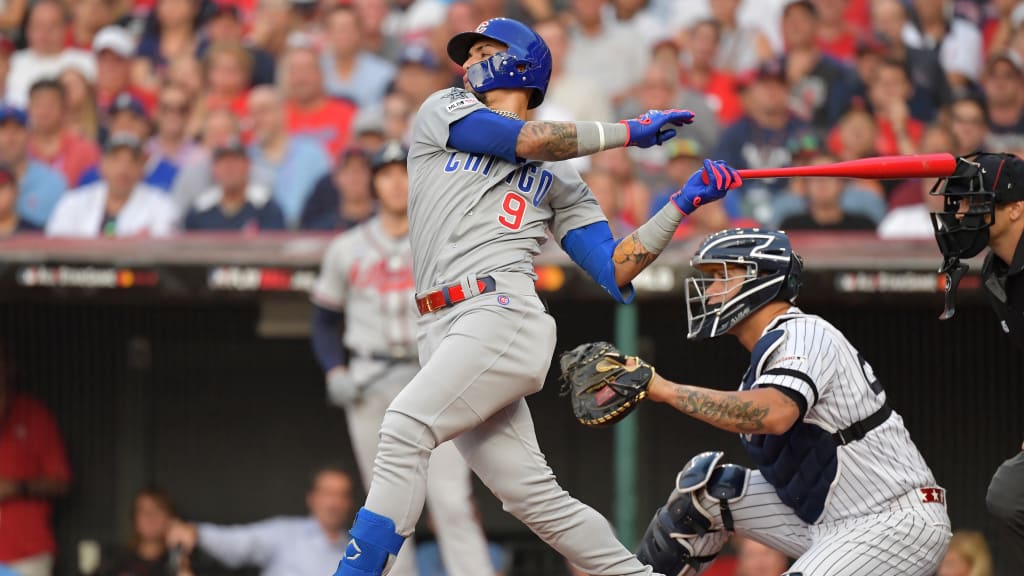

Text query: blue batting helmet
(685, 228), (803, 340)
(446, 18), (552, 109)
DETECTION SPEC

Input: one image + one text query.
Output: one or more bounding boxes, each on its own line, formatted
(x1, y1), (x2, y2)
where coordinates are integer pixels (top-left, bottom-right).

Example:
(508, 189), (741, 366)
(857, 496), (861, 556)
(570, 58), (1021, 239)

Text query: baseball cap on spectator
(370, 141), (408, 172)
(737, 59), (787, 91)
(213, 136), (248, 159)
(352, 106), (385, 137)
(0, 105), (27, 126)
(104, 132), (144, 154)
(986, 51), (1024, 76)
(93, 26), (135, 58)
(664, 137), (702, 160)
(210, 0), (241, 19)
(108, 92), (149, 119)
(855, 34), (889, 58)
(399, 44), (441, 71)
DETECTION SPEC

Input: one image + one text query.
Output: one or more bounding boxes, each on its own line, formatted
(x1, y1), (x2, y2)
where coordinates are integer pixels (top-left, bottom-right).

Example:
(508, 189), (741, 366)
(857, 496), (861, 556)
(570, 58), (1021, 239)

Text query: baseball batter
(310, 142), (495, 576)
(332, 17), (742, 576)
(633, 228), (951, 576)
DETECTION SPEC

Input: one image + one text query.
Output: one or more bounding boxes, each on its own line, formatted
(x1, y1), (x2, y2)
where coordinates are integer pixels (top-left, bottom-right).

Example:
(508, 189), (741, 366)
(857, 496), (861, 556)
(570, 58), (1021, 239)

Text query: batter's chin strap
(939, 257), (969, 320)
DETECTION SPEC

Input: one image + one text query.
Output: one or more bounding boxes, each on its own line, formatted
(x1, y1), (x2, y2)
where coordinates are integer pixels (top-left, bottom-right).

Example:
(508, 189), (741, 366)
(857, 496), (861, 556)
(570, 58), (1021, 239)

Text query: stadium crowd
(0, 0), (1020, 240)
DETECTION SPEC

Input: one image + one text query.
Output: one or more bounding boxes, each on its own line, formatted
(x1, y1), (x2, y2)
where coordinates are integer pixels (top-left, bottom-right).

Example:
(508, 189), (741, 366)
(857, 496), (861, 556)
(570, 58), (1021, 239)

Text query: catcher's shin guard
(637, 451), (749, 576)
(333, 508), (405, 576)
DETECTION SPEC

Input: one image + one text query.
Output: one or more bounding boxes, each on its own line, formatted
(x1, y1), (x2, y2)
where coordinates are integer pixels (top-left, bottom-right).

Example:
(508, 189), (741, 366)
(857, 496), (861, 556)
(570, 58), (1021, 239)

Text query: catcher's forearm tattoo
(670, 386), (795, 434)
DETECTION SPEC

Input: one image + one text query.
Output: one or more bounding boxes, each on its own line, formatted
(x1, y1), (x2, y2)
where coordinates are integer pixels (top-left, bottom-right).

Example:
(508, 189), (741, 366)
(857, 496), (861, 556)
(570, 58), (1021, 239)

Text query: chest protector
(738, 328), (838, 524)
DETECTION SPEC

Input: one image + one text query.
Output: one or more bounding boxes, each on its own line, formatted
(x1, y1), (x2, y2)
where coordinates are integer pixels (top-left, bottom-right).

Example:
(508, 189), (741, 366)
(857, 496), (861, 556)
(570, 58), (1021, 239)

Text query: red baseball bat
(734, 153), (957, 180)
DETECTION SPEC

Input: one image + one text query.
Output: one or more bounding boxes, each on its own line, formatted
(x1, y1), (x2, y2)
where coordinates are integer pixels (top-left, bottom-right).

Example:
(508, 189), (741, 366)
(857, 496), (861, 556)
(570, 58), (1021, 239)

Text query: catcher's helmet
(685, 228), (803, 340)
(446, 18), (552, 109)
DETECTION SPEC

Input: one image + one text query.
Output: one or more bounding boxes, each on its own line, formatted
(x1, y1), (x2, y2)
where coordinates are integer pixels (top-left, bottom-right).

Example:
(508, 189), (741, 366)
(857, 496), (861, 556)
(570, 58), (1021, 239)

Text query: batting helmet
(685, 228), (803, 340)
(446, 18), (552, 109)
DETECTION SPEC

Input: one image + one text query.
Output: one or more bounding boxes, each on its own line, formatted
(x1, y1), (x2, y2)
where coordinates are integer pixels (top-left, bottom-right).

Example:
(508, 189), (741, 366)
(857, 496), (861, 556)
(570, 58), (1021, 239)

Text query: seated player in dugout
(332, 16), (744, 576)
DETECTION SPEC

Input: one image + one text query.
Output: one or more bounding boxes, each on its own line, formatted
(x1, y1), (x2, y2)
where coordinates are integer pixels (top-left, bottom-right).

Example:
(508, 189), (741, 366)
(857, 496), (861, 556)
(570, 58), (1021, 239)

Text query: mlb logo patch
(497, 294), (510, 306)
(446, 97), (477, 113)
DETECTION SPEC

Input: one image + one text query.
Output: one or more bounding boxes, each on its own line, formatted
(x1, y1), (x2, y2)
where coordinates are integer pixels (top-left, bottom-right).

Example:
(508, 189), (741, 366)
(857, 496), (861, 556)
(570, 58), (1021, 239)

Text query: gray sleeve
(311, 235), (350, 311)
(547, 163), (608, 243)
(196, 519), (285, 568)
(413, 88), (489, 150)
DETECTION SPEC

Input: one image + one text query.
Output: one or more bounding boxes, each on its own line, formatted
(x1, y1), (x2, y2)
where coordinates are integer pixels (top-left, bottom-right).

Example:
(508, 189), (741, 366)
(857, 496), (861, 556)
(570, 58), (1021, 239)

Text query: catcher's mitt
(558, 341), (655, 427)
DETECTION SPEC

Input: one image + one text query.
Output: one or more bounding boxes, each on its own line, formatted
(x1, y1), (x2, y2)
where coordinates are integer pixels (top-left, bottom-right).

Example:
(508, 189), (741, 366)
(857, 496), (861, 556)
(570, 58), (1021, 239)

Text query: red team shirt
(0, 394), (71, 562)
(286, 99), (358, 159)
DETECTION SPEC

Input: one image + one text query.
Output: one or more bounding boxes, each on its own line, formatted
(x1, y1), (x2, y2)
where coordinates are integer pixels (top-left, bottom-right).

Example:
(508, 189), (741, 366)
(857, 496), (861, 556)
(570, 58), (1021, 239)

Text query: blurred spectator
(164, 55), (204, 107)
(812, 0), (859, 62)
(283, 43), (358, 158)
(171, 108), (261, 215)
(582, 167), (632, 236)
(97, 488), (193, 576)
(145, 84), (204, 192)
(300, 148), (374, 231)
(166, 466), (354, 576)
(198, 1), (275, 87)
(248, 86), (330, 228)
(983, 0), (1021, 56)
(133, 0), (201, 92)
(533, 18), (613, 123)
(350, 110), (386, 154)
(26, 80), (101, 188)
(901, 0), (982, 92)
(59, 67), (100, 141)
(0, 0), (26, 36)
(778, 157), (879, 231)
(982, 52), (1024, 152)
(647, 138), (734, 240)
(0, 37), (12, 98)
(201, 42), (253, 121)
(882, 121), (957, 220)
(780, 1), (856, 134)
(0, 106), (67, 229)
(185, 138), (284, 231)
(713, 61), (813, 222)
(565, 0), (646, 104)
(680, 19), (743, 125)
(868, 0), (950, 121)
(590, 148), (650, 230)
(950, 96), (990, 156)
(94, 26), (156, 116)
(392, 43), (449, 109)
(608, 0), (671, 63)
(0, 166), (39, 236)
(829, 107), (878, 160)
(248, 0), (293, 58)
(6, 0), (96, 108)
(0, 340), (71, 576)
(733, 536), (789, 576)
(69, 0), (118, 50)
(618, 64), (719, 191)
(429, 1), (480, 87)
(937, 530), (993, 576)
(707, 0), (768, 73)
(382, 91), (414, 144)
(321, 5), (395, 108)
(867, 58), (923, 155)
(46, 133), (177, 237)
(355, 0), (400, 59)
(78, 93), (161, 187)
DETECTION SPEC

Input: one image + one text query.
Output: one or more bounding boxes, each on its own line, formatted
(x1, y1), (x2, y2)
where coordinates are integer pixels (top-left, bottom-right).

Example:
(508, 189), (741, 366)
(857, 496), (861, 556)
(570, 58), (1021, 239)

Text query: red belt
(416, 276), (496, 315)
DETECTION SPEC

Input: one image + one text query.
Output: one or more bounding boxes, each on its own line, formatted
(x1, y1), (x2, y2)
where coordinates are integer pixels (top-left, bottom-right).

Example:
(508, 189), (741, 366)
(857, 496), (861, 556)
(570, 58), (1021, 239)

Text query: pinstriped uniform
(697, 307), (951, 575)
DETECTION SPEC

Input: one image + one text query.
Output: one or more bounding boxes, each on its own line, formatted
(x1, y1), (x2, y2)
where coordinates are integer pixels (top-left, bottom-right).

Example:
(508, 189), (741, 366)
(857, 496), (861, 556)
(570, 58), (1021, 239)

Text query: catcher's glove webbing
(558, 341), (654, 427)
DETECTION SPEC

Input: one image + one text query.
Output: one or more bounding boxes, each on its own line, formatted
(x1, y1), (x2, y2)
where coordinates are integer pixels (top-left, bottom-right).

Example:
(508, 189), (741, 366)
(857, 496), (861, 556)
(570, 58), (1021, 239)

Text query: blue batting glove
(670, 159), (743, 215)
(620, 109), (695, 148)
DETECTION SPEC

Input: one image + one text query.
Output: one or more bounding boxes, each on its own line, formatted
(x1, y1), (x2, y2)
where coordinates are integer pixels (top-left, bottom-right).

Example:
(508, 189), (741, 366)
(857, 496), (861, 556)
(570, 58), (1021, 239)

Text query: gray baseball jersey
(311, 217), (417, 358)
(408, 88), (606, 292)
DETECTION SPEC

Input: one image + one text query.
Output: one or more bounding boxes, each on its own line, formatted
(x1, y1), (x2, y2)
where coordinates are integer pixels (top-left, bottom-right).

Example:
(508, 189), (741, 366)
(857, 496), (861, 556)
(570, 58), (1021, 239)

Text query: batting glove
(621, 109), (695, 148)
(326, 367), (364, 407)
(670, 159), (743, 215)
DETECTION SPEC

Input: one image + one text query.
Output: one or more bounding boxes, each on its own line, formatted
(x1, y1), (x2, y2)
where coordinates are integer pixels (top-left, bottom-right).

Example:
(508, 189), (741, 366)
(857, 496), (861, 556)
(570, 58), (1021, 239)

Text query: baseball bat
(735, 153), (957, 180)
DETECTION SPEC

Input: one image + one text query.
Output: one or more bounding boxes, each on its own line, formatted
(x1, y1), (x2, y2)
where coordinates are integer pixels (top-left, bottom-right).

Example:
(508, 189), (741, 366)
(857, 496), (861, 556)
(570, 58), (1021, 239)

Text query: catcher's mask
(685, 228), (803, 340)
(446, 18), (552, 109)
(930, 152), (1024, 319)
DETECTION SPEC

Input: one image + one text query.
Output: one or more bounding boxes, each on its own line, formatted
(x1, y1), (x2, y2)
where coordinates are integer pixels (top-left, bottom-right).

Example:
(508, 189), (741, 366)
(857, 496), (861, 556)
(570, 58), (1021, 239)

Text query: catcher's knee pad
(636, 451), (749, 575)
(333, 508), (406, 576)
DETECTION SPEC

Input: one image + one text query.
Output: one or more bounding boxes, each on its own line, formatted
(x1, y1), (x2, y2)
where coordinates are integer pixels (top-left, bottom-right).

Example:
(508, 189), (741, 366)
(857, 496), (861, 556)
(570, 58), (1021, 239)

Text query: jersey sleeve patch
(446, 96), (479, 113)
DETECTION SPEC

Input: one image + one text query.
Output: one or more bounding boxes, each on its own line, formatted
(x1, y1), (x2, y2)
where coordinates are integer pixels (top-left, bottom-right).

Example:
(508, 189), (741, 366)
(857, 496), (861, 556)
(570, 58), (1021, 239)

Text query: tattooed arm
(647, 373), (801, 435)
(612, 231), (658, 286)
(515, 121), (630, 161)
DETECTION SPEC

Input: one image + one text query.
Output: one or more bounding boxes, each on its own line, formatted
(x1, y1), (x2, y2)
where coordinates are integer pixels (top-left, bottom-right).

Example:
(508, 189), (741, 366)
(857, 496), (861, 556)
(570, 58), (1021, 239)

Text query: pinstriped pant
(694, 471), (951, 576)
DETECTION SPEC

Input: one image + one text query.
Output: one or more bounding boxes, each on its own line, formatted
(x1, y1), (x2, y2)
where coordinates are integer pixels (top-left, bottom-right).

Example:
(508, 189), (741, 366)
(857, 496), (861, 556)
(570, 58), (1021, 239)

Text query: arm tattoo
(516, 121), (580, 161)
(671, 387), (773, 433)
(613, 232), (657, 268)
